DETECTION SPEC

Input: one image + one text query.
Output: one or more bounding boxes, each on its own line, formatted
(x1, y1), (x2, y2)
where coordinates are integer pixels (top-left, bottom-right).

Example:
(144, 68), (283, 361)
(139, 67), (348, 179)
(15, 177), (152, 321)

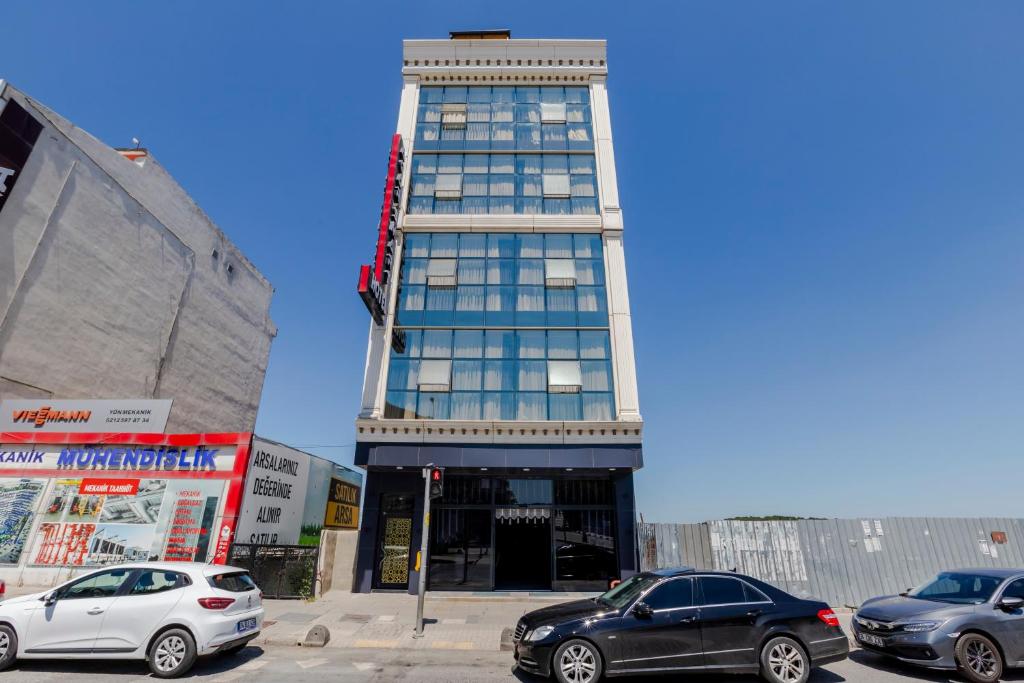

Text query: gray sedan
(852, 568), (1024, 682)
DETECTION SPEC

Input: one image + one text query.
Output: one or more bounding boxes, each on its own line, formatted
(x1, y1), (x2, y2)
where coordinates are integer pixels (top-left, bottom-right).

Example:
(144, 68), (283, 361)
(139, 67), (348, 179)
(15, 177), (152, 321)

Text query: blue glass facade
(386, 232), (615, 421)
(356, 42), (640, 596)
(409, 86), (598, 215)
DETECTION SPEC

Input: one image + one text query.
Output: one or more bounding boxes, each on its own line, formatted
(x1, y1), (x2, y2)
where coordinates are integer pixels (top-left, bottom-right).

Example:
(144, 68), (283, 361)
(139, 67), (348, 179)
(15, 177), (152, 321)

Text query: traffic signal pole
(413, 465), (432, 637)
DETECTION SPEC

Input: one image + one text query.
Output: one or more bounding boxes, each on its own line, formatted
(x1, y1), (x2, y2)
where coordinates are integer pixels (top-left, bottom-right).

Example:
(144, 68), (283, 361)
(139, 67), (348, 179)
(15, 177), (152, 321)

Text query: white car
(0, 562), (264, 678)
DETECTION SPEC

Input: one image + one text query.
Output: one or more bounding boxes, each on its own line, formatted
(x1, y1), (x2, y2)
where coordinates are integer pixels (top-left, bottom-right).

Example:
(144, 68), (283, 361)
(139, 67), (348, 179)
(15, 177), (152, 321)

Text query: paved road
(4, 645), (1024, 682)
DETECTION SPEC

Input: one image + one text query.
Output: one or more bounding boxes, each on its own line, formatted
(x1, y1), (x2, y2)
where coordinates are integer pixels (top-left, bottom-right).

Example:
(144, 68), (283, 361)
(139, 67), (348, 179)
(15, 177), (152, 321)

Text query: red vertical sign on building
(357, 134), (405, 330)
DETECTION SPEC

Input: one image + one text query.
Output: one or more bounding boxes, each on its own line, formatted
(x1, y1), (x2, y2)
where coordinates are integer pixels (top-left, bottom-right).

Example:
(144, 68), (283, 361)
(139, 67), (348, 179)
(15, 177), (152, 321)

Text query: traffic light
(428, 467), (444, 500)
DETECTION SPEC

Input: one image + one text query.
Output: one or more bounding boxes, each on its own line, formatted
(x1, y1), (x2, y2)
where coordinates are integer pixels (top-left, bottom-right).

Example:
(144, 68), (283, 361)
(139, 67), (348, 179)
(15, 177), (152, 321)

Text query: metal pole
(413, 465), (432, 637)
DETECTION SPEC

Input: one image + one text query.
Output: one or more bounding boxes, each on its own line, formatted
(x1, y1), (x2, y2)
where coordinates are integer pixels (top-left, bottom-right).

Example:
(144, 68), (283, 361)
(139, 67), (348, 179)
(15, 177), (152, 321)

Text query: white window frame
(418, 360), (452, 392)
(547, 360), (582, 394)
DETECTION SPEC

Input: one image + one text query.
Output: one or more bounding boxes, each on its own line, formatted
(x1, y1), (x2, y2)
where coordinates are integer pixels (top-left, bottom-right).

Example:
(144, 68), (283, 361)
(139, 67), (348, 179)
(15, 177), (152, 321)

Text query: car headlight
(899, 620), (946, 632)
(527, 625), (555, 642)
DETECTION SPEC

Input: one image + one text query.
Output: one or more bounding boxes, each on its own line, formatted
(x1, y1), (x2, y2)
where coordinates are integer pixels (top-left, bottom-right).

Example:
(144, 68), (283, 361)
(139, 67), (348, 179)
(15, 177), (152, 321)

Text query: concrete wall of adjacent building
(318, 529), (360, 594)
(0, 84), (275, 432)
(639, 518), (1024, 608)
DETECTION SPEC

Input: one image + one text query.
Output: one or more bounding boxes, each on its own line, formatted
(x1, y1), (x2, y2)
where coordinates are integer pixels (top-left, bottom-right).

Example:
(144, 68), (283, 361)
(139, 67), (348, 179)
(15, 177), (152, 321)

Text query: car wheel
(148, 628), (197, 679)
(553, 639), (603, 683)
(761, 636), (810, 683)
(0, 624), (17, 671)
(955, 633), (1003, 683)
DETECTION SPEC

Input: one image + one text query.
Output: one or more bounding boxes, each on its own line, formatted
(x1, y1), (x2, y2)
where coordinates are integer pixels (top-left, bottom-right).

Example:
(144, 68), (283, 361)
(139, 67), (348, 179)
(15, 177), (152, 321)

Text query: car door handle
(680, 616), (698, 624)
(87, 607), (105, 615)
(746, 609), (763, 618)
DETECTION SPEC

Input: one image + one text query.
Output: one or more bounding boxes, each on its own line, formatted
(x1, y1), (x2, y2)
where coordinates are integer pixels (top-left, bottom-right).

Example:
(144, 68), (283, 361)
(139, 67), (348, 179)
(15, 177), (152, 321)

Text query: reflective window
(699, 577), (748, 605)
(644, 578), (696, 610)
(61, 568), (133, 599)
(408, 154), (599, 215)
(555, 479), (614, 506)
(1003, 579), (1024, 600)
(416, 86), (592, 152)
(387, 234), (615, 421)
(386, 331), (613, 420)
(429, 509), (492, 590)
(495, 479), (553, 505)
(130, 570), (185, 595)
(555, 510), (617, 589)
(412, 88), (595, 215)
(396, 234), (608, 328)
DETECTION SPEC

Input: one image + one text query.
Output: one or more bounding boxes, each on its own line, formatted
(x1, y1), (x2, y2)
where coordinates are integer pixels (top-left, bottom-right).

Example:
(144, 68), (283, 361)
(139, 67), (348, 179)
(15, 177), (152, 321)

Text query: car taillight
(817, 609), (840, 627)
(198, 597), (235, 610)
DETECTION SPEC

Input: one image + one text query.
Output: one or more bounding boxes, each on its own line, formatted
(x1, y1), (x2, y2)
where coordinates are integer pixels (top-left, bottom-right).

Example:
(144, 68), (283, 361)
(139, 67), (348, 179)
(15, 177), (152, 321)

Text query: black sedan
(513, 567), (849, 683)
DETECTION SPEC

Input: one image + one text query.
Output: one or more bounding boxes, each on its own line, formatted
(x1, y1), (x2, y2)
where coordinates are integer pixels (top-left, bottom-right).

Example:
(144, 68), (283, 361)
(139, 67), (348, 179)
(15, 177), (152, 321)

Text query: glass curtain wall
(410, 86), (598, 215)
(386, 233), (614, 422)
(427, 476), (617, 591)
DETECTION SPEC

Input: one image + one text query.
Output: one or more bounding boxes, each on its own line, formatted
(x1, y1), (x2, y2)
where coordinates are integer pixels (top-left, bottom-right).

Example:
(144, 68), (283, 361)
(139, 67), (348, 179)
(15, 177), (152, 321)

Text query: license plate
(858, 633), (885, 647)
(237, 618), (258, 633)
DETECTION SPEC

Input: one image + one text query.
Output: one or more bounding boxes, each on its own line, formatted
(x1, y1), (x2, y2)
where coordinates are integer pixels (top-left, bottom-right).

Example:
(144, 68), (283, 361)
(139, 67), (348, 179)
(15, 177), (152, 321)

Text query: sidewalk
(257, 591), (594, 651)
(257, 591), (858, 653)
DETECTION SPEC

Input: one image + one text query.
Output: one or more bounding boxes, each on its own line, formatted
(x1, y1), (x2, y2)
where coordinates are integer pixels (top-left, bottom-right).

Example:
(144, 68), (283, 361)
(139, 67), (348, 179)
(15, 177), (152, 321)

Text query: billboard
(234, 438), (310, 545)
(0, 432), (250, 568)
(0, 399), (173, 433)
(236, 437), (363, 546)
(324, 477), (360, 530)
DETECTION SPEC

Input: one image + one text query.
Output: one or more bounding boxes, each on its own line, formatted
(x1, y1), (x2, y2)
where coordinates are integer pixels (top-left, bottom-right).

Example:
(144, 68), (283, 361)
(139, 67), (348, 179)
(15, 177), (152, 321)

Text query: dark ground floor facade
(352, 443), (641, 593)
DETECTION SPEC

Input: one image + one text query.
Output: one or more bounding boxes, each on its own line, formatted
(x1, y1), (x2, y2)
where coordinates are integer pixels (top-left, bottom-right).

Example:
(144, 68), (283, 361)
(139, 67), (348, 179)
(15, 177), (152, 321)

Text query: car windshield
(908, 572), (1003, 604)
(596, 574), (659, 610)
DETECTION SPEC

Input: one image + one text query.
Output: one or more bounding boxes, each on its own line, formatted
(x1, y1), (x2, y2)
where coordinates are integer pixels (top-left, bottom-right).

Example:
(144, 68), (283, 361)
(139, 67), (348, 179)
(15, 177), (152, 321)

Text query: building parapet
(402, 38), (607, 81)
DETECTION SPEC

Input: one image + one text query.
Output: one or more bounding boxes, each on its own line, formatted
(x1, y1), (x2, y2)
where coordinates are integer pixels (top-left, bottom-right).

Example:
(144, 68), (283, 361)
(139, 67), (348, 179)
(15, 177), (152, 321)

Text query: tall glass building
(354, 32), (643, 592)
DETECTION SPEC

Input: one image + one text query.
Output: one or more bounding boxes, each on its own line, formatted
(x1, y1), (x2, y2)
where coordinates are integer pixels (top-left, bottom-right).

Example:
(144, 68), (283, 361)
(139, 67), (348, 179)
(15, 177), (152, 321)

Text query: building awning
(496, 507), (550, 524)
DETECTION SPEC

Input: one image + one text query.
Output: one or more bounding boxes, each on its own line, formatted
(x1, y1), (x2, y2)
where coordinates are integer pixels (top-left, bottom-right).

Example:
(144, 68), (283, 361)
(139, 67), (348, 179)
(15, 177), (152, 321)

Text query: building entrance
(494, 508), (552, 590)
(412, 474), (624, 593)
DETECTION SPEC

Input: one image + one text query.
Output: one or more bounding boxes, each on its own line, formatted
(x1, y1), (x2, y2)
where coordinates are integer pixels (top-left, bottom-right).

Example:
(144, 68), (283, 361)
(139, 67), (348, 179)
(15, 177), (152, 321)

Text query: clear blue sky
(4, 1), (1022, 521)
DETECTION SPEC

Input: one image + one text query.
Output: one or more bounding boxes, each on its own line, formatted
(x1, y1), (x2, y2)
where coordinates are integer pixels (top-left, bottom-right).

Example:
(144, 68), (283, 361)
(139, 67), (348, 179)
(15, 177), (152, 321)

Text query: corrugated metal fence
(639, 518), (1024, 608)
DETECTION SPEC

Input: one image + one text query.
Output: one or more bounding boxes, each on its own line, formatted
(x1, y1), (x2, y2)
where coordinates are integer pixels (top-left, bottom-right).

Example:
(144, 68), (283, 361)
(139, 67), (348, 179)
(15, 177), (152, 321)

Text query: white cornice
(402, 38), (607, 81)
(355, 417), (642, 445)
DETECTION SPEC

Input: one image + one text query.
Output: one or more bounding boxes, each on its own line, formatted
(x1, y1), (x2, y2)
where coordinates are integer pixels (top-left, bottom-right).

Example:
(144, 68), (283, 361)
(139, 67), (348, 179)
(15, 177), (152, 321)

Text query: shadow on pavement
(0, 645), (265, 678)
(513, 663), (847, 682)
(850, 650), (1024, 682)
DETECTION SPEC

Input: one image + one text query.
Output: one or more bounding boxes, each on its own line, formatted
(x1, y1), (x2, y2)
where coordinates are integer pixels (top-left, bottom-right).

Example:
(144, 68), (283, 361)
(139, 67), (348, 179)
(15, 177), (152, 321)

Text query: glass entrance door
(374, 493), (414, 589)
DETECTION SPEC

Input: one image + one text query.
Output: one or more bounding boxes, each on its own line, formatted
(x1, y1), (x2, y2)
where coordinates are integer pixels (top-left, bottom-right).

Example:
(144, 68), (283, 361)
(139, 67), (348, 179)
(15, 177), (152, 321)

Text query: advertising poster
(235, 438), (363, 547)
(304, 459), (362, 540)
(0, 399), (173, 433)
(300, 457), (334, 544)
(0, 478), (46, 563)
(152, 480), (223, 563)
(235, 438), (310, 546)
(323, 476), (361, 530)
(33, 523), (94, 565)
(0, 433), (250, 576)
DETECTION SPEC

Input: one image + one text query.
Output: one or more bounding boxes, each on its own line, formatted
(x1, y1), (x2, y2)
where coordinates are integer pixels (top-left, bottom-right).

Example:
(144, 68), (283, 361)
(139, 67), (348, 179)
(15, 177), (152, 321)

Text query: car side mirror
(41, 592), (58, 606)
(632, 601), (653, 619)
(997, 596), (1024, 611)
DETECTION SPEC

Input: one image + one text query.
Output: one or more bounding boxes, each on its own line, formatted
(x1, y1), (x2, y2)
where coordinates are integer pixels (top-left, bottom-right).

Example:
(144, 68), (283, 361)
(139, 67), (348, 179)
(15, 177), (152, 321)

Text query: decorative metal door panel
(378, 516), (412, 586)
